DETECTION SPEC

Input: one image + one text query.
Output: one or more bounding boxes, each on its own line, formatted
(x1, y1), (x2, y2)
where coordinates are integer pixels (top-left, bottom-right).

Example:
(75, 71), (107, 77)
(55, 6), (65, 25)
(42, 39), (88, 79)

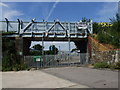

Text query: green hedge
(94, 62), (110, 68)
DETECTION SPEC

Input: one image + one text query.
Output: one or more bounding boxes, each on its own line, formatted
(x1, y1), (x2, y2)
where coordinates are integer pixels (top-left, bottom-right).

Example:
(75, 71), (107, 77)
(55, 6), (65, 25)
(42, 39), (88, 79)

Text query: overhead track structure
(1, 18), (93, 39)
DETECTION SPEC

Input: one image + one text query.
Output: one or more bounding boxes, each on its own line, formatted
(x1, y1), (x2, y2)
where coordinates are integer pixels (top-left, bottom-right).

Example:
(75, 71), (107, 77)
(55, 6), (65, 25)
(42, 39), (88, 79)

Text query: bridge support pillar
(74, 39), (88, 64)
(15, 37), (24, 56)
(23, 38), (31, 55)
(15, 37), (31, 56)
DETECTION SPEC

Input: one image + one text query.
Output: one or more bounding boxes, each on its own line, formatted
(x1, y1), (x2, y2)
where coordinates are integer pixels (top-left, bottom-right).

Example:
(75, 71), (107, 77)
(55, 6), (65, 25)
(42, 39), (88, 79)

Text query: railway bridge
(1, 18), (93, 64)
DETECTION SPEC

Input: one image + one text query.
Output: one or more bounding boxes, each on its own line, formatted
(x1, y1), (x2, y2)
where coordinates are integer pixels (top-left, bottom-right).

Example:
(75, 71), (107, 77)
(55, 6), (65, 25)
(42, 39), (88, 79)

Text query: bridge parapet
(1, 19), (93, 38)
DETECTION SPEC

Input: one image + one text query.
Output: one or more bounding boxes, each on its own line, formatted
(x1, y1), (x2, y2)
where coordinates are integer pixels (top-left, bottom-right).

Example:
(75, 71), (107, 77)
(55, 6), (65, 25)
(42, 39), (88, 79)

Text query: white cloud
(0, 2), (9, 7)
(0, 3), (24, 20)
(94, 2), (118, 22)
(3, 10), (23, 20)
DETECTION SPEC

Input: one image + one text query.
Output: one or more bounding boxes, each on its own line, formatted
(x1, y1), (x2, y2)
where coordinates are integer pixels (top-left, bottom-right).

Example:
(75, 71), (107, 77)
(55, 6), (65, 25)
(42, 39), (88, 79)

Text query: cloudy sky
(0, 1), (119, 51)
(0, 2), (118, 22)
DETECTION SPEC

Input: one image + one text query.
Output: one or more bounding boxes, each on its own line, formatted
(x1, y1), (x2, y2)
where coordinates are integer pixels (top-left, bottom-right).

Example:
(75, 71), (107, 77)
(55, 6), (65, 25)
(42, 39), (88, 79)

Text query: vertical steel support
(68, 22), (70, 37)
(54, 20), (56, 37)
(17, 19), (20, 34)
(42, 36), (44, 67)
(43, 20), (46, 31)
(31, 22), (34, 37)
(5, 18), (9, 32)
(68, 37), (71, 66)
(75, 23), (77, 33)
(21, 20), (23, 29)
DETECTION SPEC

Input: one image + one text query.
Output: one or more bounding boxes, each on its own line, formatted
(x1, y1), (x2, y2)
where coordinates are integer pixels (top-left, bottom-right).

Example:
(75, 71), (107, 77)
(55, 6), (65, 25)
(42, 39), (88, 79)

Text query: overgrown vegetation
(2, 31), (16, 34)
(93, 13), (120, 48)
(93, 61), (120, 70)
(94, 62), (110, 69)
(2, 38), (28, 71)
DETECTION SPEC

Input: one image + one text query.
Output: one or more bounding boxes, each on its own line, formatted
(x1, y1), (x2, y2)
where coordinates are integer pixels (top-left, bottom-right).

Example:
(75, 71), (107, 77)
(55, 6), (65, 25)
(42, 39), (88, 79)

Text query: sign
(36, 58), (40, 62)
(33, 56), (42, 62)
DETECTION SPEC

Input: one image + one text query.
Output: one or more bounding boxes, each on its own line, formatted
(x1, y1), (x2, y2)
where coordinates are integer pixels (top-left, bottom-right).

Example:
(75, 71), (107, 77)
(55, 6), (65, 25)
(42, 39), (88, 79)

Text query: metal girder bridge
(1, 18), (93, 39)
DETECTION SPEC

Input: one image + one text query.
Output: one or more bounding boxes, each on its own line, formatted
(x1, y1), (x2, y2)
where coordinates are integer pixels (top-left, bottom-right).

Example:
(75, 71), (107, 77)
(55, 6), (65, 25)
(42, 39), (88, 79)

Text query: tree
(49, 45), (58, 55)
(32, 44), (43, 51)
(93, 22), (100, 34)
(110, 13), (120, 32)
(81, 17), (91, 22)
(109, 13), (120, 48)
(95, 13), (120, 48)
(71, 48), (78, 53)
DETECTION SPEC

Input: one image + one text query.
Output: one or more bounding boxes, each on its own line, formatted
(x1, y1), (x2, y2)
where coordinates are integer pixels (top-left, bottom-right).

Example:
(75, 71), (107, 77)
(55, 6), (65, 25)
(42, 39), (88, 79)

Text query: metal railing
(1, 19), (93, 38)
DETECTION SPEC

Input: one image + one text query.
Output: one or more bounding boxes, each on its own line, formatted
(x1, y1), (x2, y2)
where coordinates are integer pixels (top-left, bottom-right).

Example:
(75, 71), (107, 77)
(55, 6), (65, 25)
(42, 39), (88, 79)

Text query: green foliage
(2, 31), (16, 34)
(115, 61), (120, 69)
(94, 13), (120, 48)
(30, 45), (59, 56)
(97, 31), (112, 44)
(49, 45), (58, 55)
(110, 61), (120, 70)
(32, 44), (43, 51)
(2, 38), (28, 71)
(45, 50), (53, 55)
(110, 13), (120, 32)
(71, 48), (78, 53)
(94, 62), (110, 69)
(93, 22), (101, 34)
(94, 61), (120, 70)
(81, 17), (91, 22)
(30, 51), (42, 56)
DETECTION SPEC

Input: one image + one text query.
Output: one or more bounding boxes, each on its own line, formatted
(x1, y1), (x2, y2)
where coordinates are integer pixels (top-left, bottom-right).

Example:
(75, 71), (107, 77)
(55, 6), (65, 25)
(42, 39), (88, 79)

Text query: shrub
(115, 61), (120, 69)
(94, 62), (110, 68)
(30, 51), (42, 56)
(2, 38), (28, 71)
(110, 61), (120, 69)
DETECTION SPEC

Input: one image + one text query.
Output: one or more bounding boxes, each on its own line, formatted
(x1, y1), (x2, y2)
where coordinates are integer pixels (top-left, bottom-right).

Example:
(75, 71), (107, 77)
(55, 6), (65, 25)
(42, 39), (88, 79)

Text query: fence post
(68, 37), (71, 66)
(42, 36), (44, 68)
(115, 50), (119, 63)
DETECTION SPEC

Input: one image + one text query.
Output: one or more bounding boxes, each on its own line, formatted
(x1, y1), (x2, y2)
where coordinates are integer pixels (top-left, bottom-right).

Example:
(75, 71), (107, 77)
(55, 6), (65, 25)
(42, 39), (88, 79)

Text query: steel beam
(20, 18), (36, 34)
(5, 18), (9, 32)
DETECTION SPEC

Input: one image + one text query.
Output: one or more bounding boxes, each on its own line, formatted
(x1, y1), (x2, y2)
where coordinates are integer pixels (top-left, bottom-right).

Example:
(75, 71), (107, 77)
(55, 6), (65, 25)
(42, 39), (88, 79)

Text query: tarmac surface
(42, 67), (119, 88)
(2, 70), (88, 88)
(2, 67), (119, 89)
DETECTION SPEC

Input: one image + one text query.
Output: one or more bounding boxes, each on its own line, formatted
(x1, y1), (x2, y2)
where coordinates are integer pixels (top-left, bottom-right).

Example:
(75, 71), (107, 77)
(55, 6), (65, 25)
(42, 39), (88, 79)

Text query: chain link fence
(24, 52), (80, 68)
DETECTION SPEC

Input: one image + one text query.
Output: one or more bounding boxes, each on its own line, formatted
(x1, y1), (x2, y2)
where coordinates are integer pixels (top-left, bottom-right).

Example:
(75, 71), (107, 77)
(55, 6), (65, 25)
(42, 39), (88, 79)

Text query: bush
(2, 38), (28, 71)
(110, 61), (120, 69)
(94, 13), (120, 48)
(115, 61), (120, 69)
(30, 51), (42, 56)
(94, 62), (110, 68)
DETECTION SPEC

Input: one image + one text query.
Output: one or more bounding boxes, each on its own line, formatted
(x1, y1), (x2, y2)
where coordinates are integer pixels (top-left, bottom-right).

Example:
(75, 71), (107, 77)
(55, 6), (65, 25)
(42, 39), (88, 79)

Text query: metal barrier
(24, 53), (81, 68)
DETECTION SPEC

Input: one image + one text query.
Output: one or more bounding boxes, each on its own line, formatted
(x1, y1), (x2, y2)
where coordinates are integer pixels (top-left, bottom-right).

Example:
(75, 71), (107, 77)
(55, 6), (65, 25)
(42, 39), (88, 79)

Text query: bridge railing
(1, 19), (93, 38)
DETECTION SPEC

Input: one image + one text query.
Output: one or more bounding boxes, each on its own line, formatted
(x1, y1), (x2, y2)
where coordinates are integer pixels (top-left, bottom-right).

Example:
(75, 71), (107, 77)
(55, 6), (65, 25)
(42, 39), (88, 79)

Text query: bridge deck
(1, 19), (93, 39)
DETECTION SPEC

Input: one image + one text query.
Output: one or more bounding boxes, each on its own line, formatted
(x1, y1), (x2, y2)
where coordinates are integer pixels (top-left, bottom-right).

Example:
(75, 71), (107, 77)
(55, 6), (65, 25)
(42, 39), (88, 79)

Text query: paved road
(2, 70), (88, 88)
(42, 67), (119, 88)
